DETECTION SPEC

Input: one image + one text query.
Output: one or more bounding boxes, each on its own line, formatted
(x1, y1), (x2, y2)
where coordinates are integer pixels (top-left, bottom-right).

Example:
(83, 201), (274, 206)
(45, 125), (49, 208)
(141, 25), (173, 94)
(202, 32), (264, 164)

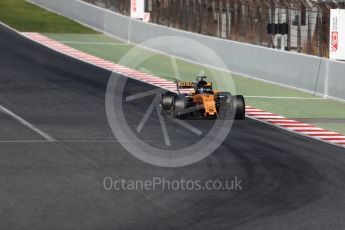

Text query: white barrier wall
(29, 0), (345, 101)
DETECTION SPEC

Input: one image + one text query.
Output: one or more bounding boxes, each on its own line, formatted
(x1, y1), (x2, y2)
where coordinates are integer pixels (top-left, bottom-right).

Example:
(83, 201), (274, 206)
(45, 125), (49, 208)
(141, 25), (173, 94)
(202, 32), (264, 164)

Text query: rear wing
(177, 82), (195, 88)
(177, 82), (212, 87)
(177, 82), (195, 94)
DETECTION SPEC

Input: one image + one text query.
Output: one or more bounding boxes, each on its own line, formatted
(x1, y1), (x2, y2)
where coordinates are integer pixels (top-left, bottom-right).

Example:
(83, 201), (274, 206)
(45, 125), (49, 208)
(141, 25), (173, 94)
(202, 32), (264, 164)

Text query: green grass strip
(0, 0), (97, 33)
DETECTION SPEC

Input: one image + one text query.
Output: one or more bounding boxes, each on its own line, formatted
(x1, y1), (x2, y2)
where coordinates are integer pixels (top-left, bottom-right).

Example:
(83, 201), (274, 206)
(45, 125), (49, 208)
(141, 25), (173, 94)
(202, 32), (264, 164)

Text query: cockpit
(195, 77), (213, 94)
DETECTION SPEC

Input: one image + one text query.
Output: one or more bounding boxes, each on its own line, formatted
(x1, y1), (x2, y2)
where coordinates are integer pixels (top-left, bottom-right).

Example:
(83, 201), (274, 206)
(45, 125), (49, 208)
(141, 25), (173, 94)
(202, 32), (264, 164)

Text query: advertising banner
(330, 9), (345, 60)
(130, 0), (144, 19)
(143, 12), (150, 22)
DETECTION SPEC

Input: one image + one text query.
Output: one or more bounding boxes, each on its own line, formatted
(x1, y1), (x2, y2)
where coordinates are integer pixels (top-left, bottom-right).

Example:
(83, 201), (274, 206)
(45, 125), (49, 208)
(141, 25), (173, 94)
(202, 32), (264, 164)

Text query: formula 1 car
(160, 76), (245, 119)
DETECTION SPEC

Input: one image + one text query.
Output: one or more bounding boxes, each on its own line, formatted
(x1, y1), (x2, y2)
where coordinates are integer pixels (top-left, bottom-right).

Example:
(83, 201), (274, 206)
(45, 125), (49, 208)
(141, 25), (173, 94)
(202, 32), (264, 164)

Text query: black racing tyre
(172, 95), (187, 118)
(161, 92), (175, 111)
(174, 95), (187, 112)
(232, 95), (245, 120)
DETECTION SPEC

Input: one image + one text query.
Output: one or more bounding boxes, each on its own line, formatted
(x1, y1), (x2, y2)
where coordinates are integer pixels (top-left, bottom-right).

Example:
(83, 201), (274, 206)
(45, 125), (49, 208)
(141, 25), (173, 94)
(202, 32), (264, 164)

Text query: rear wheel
(172, 94), (187, 118)
(161, 92), (175, 111)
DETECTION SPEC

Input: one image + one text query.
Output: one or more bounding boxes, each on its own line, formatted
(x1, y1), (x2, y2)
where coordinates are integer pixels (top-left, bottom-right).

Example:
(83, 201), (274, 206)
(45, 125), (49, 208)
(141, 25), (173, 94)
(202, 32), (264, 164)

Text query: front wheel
(232, 95), (245, 120)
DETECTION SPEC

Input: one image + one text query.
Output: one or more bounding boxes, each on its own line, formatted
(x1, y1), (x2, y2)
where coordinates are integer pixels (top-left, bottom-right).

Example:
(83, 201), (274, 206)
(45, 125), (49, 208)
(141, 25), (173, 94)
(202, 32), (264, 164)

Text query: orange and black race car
(160, 76), (245, 119)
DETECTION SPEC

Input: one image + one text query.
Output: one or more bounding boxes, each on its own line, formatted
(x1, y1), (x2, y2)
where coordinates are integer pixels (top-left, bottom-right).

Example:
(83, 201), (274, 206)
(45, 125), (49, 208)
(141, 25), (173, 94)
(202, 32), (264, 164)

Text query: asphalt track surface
(1, 24), (345, 230)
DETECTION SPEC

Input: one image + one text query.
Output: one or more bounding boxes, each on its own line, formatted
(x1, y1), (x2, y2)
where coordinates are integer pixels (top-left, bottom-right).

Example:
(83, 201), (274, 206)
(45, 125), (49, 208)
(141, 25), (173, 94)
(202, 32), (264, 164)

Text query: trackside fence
(28, 0), (345, 101)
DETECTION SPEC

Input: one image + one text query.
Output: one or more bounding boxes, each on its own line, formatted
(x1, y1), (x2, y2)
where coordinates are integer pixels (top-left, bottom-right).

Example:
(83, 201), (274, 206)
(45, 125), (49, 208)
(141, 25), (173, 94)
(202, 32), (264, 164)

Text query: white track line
(286, 127), (324, 130)
(326, 139), (345, 143)
(245, 109), (264, 112)
(264, 119), (296, 122)
(246, 112), (273, 115)
(273, 123), (312, 126)
(245, 96), (326, 100)
(250, 115), (285, 119)
(0, 105), (55, 141)
(319, 136), (345, 139)
(300, 132), (338, 135)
